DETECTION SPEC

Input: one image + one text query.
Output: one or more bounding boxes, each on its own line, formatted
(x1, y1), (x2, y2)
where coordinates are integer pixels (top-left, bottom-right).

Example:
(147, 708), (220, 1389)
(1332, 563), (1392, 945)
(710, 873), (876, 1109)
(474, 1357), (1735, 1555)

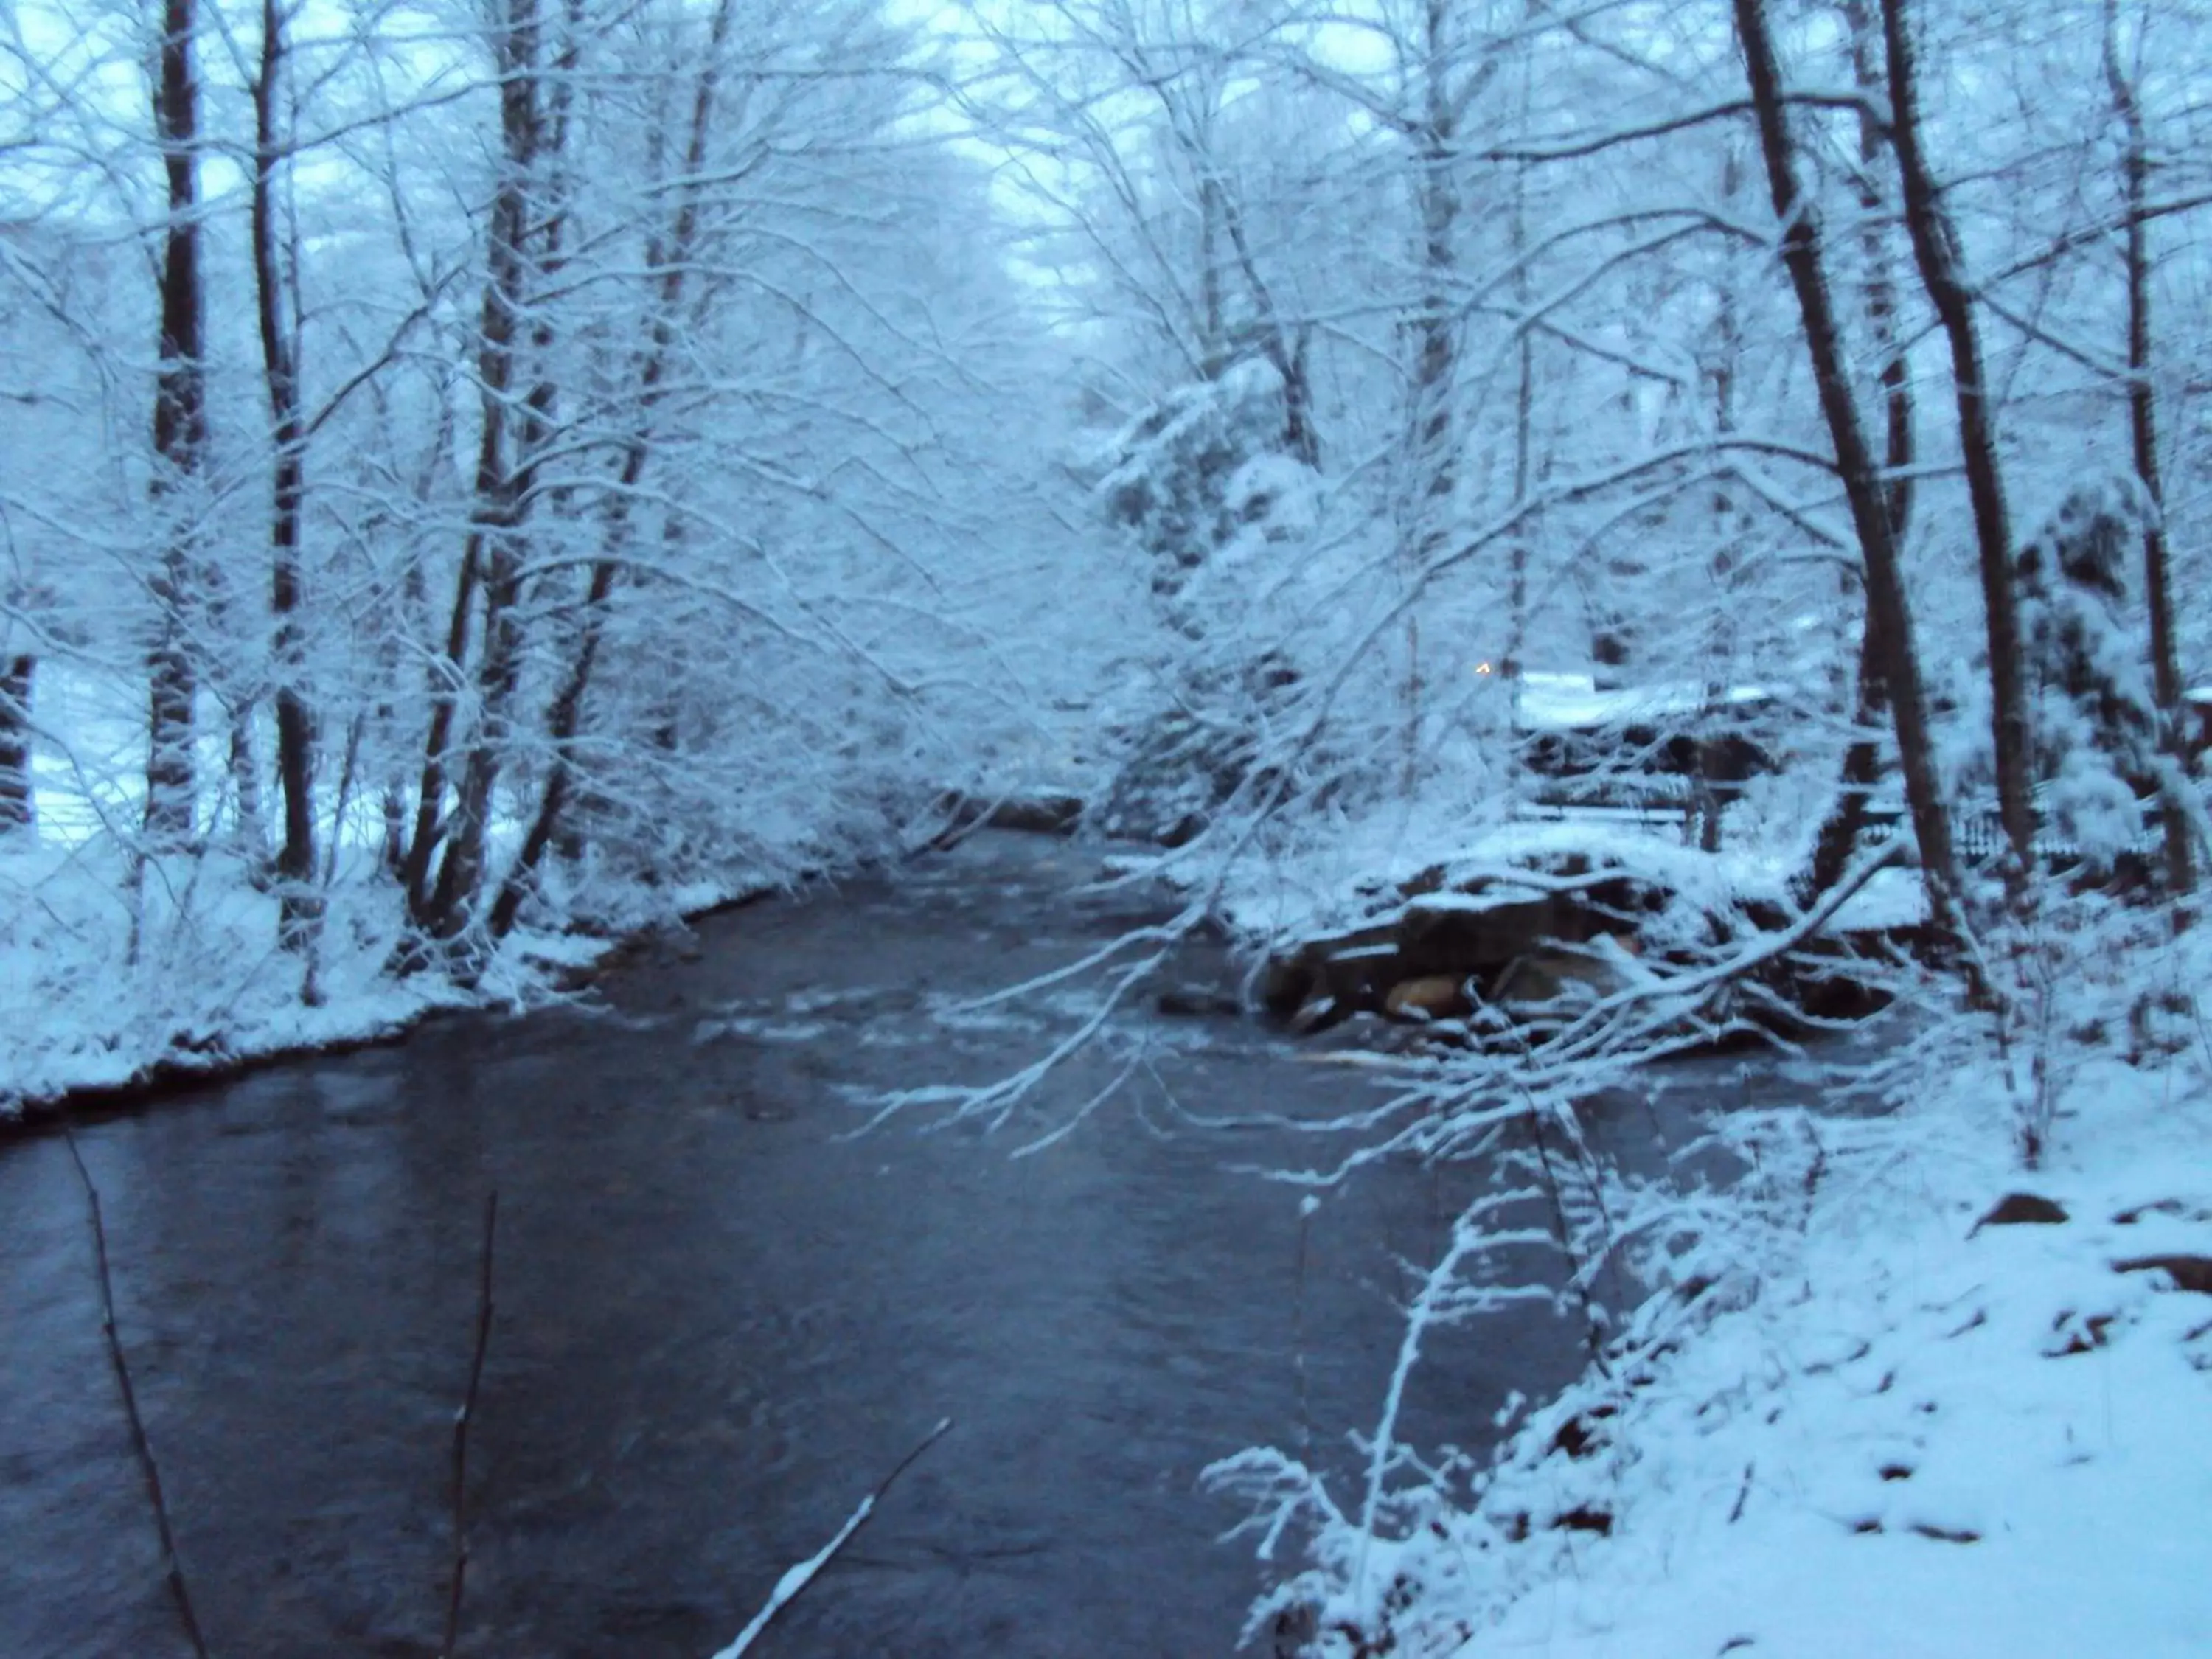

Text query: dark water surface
(0, 835), (1787, 1658)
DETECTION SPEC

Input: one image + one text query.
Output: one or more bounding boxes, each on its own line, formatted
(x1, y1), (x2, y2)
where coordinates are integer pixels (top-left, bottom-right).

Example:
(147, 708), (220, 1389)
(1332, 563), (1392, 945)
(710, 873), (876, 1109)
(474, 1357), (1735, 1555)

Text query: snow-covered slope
(1231, 1012), (2212, 1658)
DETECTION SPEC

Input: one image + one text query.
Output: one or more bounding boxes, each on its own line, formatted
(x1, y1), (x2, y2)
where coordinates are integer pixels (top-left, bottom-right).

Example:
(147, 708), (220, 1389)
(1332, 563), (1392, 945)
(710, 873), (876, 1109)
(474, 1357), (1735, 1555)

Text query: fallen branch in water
(712, 1416), (955, 1658)
(61, 1121), (212, 1659)
(440, 1191), (499, 1659)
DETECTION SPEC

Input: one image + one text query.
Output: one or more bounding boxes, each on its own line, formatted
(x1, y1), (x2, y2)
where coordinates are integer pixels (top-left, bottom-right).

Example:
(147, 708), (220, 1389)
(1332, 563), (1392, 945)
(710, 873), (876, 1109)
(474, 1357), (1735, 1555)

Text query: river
(0, 832), (1798, 1658)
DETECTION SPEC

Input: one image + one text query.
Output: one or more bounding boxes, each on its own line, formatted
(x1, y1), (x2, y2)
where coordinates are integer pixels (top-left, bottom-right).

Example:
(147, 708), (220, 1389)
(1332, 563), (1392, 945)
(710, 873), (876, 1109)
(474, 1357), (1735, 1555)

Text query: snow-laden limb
(710, 1417), (953, 1659)
(852, 911), (1197, 1139)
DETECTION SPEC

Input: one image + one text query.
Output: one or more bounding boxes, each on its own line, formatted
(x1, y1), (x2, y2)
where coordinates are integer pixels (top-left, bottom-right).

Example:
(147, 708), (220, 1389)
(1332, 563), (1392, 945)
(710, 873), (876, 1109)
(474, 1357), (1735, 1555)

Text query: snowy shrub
(1097, 357), (1302, 609)
(2014, 478), (2161, 865)
(1091, 358), (1345, 841)
(1940, 475), (2166, 869)
(1216, 970), (2212, 1655)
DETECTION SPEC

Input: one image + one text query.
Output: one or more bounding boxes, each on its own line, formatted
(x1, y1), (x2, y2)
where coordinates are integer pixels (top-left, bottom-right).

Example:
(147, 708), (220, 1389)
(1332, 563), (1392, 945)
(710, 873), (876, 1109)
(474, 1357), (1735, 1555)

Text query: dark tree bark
(486, 0), (738, 942)
(1734, 0), (1968, 947)
(1123, 10), (1321, 468)
(1804, 0), (1916, 899)
(225, 713), (265, 853)
(1501, 120), (1534, 783)
(145, 0), (206, 846)
(2103, 4), (2192, 900)
(1804, 622), (1893, 896)
(0, 653), (32, 834)
(1696, 145), (1748, 856)
(402, 0), (562, 942)
(422, 0), (580, 947)
(397, 515), (484, 921)
(380, 418), (446, 882)
(1195, 171), (1227, 376)
(1880, 0), (2034, 887)
(1213, 183), (1320, 467)
(252, 0), (321, 970)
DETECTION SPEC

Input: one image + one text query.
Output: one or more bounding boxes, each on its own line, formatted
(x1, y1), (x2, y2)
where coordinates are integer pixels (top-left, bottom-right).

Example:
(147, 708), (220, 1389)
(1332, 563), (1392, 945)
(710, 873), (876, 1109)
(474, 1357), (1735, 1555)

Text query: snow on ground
(1514, 671), (1776, 734)
(4, 659), (1097, 1113)
(0, 833), (622, 1112)
(1186, 796), (1820, 952)
(1243, 1012), (2212, 1657)
(1480, 1070), (2211, 1658)
(1, 667), (709, 1114)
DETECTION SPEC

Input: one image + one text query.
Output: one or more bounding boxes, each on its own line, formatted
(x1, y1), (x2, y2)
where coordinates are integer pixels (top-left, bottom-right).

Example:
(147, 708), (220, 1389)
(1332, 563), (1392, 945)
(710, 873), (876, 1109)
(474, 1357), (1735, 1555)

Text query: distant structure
(1509, 670), (1777, 845)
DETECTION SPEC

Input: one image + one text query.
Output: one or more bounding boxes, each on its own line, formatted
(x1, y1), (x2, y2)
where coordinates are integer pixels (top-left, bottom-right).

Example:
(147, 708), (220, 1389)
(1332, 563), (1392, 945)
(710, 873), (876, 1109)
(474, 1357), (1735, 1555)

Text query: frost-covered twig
(440, 1191), (498, 1659)
(859, 938), (1177, 1135)
(712, 1416), (954, 1658)
(62, 1122), (212, 1659)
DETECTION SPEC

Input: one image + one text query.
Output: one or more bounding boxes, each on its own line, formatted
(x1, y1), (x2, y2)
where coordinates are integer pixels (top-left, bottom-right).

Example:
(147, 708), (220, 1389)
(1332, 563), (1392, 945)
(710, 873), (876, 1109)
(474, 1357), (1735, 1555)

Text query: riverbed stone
(1385, 975), (1468, 1020)
(2113, 1253), (2212, 1293)
(1973, 1192), (2070, 1231)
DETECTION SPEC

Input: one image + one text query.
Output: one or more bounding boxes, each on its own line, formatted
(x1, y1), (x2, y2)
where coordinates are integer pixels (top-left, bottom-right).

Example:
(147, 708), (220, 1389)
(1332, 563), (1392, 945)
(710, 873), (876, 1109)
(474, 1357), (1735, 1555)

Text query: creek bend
(0, 833), (1823, 1657)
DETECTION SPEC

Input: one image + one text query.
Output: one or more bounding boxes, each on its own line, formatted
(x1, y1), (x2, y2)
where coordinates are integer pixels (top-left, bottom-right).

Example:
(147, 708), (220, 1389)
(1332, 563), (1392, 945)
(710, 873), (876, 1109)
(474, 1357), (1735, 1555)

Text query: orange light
(1473, 661), (1493, 676)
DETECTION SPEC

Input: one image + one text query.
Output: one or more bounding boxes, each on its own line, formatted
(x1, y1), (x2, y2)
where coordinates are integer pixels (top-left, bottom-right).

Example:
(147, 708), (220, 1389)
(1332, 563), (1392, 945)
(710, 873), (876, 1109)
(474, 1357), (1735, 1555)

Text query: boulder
(1259, 877), (1661, 1030)
(1972, 1192), (2070, 1232)
(987, 793), (1084, 835)
(1489, 943), (1634, 1024)
(928, 789), (1086, 847)
(1257, 922), (1402, 1019)
(1384, 974), (1468, 1021)
(1397, 893), (1563, 977)
(2113, 1253), (2212, 1294)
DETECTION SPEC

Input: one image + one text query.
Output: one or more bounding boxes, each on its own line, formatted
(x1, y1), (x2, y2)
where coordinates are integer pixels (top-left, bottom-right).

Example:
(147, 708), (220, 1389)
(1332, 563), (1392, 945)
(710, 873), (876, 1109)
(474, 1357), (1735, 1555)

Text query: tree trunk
(418, 0), (588, 951)
(1503, 131), (1534, 804)
(1803, 0), (1916, 899)
(226, 709), (266, 857)
(426, 539), (526, 939)
(2103, 4), (2192, 900)
(1196, 173), (1226, 378)
(1697, 145), (1748, 856)
(402, 0), (552, 941)
(484, 559), (614, 940)
(1212, 175), (1321, 467)
(486, 0), (738, 942)
(145, 0), (206, 846)
(1734, 0), (1968, 948)
(1880, 0), (2034, 888)
(253, 0), (321, 970)
(0, 654), (32, 835)
(397, 526), (483, 919)
(1806, 621), (1893, 893)
(1402, 0), (1461, 789)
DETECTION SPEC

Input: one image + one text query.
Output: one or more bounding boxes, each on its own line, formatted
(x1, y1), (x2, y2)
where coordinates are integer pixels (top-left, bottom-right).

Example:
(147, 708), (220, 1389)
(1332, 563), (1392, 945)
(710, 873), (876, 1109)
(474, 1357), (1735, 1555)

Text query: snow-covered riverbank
(1232, 977), (2212, 1658)
(0, 835), (635, 1116)
(1, 668), (1092, 1116)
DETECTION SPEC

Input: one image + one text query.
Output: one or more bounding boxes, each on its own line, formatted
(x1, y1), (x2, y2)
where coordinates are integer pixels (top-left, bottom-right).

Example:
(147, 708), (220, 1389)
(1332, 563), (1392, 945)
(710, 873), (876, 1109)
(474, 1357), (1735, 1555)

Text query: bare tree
(1879, 0), (2033, 886)
(2101, 0), (2192, 900)
(483, 0), (740, 941)
(1802, 0), (1916, 900)
(400, 0), (569, 945)
(1733, 0), (1969, 947)
(145, 0), (207, 846)
(251, 0), (322, 981)
(0, 646), (28, 835)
